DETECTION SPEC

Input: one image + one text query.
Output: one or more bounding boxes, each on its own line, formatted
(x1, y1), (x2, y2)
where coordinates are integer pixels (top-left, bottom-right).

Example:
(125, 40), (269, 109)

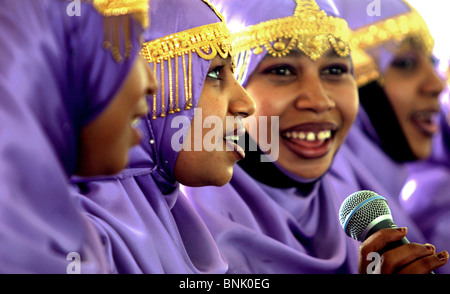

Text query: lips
(223, 122), (246, 160)
(281, 122), (338, 159)
(410, 108), (440, 137)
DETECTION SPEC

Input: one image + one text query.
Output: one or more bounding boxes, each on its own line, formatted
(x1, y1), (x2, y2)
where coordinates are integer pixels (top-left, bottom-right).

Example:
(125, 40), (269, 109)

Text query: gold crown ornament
(93, 0), (150, 62)
(350, 1), (434, 87)
(231, 0), (352, 83)
(140, 0), (234, 119)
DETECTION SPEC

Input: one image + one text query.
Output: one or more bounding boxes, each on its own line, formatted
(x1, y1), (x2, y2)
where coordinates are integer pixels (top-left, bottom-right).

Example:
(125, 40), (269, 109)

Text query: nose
(294, 73), (335, 113)
(229, 78), (256, 118)
(420, 59), (445, 99)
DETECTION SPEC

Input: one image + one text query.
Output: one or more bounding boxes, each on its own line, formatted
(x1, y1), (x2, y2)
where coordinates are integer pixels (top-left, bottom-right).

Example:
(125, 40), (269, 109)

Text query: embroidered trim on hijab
(93, 0), (150, 62)
(140, 0), (234, 119)
(231, 0), (352, 83)
(350, 1), (434, 87)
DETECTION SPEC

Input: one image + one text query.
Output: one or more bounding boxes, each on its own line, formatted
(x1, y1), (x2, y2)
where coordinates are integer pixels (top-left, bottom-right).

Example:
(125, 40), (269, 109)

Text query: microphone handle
(365, 218), (434, 274)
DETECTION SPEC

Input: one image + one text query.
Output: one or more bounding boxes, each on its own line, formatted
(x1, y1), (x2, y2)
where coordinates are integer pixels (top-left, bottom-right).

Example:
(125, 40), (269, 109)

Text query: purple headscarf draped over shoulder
(329, 0), (429, 244)
(73, 0), (230, 273)
(183, 0), (360, 274)
(400, 92), (450, 273)
(0, 0), (145, 273)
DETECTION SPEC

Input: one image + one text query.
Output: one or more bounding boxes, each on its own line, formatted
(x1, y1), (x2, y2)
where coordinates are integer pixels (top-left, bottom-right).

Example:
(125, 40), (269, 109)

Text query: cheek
(383, 81), (413, 122)
(335, 88), (359, 132)
(100, 122), (131, 171)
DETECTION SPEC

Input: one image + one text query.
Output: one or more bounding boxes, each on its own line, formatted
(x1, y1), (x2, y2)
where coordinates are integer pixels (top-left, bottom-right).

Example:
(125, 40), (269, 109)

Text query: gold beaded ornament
(140, 0), (234, 120)
(350, 1), (434, 87)
(93, 0), (150, 63)
(231, 0), (352, 83)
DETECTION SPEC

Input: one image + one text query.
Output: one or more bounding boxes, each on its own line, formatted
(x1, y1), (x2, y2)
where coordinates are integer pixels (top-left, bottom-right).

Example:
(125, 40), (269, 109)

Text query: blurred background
(408, 0), (450, 113)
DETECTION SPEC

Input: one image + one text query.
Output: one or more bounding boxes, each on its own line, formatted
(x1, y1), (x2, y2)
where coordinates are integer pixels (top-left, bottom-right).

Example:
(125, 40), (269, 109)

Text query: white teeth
(132, 118), (141, 127)
(317, 130), (331, 140)
(284, 130), (332, 141)
(224, 135), (239, 142)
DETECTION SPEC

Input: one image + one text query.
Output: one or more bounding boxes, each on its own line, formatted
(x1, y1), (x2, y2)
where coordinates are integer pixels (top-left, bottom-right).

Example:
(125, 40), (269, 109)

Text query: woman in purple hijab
(400, 92), (450, 273)
(183, 0), (448, 274)
(329, 0), (448, 257)
(0, 0), (154, 273)
(73, 0), (255, 273)
(184, 0), (360, 274)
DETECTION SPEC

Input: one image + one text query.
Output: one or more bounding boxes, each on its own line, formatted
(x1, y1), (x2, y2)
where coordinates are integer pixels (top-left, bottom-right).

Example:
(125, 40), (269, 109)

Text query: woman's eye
(322, 65), (348, 76)
(207, 66), (223, 80)
(391, 57), (417, 70)
(265, 66), (294, 76)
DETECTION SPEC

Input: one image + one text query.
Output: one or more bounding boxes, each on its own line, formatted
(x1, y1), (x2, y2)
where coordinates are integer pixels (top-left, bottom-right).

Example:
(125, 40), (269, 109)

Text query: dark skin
(359, 227), (448, 274)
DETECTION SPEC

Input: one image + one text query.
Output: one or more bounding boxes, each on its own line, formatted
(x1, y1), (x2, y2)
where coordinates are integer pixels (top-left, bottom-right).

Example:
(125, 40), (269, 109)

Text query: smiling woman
(329, 0), (445, 225)
(328, 0), (448, 273)
(182, 0), (448, 274)
(245, 49), (357, 179)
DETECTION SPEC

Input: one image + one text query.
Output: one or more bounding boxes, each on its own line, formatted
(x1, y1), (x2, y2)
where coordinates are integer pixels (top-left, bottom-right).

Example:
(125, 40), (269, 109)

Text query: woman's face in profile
(174, 56), (256, 187)
(383, 48), (444, 160)
(76, 55), (158, 177)
(245, 48), (359, 179)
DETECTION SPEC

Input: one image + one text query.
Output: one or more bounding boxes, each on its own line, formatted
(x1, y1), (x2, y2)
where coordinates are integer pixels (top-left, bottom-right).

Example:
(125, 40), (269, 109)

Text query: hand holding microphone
(339, 190), (448, 274)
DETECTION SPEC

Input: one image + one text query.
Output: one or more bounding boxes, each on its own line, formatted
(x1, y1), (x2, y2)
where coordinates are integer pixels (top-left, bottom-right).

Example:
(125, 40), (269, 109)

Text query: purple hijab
(0, 0), (144, 273)
(329, 0), (428, 244)
(73, 0), (229, 274)
(400, 96), (450, 273)
(183, 0), (360, 274)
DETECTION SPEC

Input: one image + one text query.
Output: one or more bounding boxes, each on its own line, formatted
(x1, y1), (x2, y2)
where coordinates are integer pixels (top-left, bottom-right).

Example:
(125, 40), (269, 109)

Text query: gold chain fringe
(140, 0), (233, 119)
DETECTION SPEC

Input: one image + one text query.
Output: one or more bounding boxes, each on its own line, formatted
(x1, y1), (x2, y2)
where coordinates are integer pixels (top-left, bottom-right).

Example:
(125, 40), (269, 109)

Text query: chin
(96, 158), (128, 176)
(204, 168), (234, 187)
(281, 156), (332, 180)
(411, 145), (432, 160)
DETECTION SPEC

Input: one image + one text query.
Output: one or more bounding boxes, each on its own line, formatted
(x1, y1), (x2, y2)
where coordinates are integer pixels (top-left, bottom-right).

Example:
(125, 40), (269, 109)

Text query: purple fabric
(212, 0), (342, 87)
(0, 0), (143, 273)
(73, 0), (228, 273)
(330, 108), (427, 244)
(400, 98), (450, 274)
(332, 0), (412, 73)
(184, 167), (360, 273)
(183, 0), (360, 274)
(329, 0), (427, 244)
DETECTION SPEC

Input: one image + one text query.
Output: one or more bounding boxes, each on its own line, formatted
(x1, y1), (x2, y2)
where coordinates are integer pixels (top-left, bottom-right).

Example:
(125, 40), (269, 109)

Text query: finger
(397, 251), (449, 274)
(380, 243), (436, 274)
(360, 227), (407, 257)
(358, 228), (408, 274)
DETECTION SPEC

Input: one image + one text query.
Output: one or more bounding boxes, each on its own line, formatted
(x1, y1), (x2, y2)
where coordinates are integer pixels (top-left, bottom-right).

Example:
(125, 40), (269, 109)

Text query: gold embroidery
(351, 4), (434, 86)
(93, 0), (149, 28)
(93, 0), (150, 62)
(140, 1), (233, 119)
(141, 22), (232, 64)
(231, 0), (351, 83)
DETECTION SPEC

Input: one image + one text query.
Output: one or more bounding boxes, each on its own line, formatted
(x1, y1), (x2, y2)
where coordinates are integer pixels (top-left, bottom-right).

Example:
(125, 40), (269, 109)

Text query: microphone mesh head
(339, 190), (392, 241)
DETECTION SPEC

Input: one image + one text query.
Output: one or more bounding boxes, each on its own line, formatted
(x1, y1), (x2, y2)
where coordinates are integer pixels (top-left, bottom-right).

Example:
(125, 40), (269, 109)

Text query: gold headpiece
(93, 0), (150, 62)
(232, 0), (351, 82)
(141, 0), (233, 119)
(351, 3), (434, 87)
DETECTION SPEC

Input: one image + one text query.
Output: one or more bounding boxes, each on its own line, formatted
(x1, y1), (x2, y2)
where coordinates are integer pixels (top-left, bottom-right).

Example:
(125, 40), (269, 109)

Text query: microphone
(339, 190), (409, 252)
(339, 190), (435, 274)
